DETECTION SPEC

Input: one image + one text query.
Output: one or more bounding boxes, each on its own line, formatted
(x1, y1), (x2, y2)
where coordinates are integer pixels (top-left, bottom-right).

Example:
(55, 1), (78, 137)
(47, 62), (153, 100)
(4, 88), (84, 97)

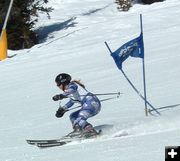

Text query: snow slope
(0, 0), (180, 160)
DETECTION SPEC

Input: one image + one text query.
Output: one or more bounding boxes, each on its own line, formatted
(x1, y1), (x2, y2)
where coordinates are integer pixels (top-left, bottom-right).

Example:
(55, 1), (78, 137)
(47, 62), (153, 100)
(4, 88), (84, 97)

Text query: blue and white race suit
(61, 82), (101, 129)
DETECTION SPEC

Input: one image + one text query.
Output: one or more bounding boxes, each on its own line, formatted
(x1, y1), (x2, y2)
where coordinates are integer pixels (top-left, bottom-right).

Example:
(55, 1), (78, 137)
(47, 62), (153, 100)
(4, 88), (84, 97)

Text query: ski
(26, 133), (86, 145)
(36, 133), (101, 148)
(36, 140), (72, 148)
(26, 137), (80, 146)
(26, 139), (64, 145)
(27, 129), (102, 148)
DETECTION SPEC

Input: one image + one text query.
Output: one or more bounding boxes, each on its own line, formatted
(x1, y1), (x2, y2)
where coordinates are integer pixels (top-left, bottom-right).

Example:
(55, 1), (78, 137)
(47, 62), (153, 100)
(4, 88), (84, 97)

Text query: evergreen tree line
(0, 0), (53, 50)
(0, 0), (165, 50)
(115, 0), (165, 11)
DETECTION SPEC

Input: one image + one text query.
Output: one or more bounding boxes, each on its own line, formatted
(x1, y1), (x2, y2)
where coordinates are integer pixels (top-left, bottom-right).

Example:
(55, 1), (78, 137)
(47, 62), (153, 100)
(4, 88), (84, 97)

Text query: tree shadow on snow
(36, 17), (77, 43)
(34, 4), (111, 46)
(81, 3), (111, 16)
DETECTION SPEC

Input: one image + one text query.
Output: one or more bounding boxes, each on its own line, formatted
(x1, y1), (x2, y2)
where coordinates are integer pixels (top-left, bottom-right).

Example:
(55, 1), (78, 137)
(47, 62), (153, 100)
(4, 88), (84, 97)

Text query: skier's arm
(63, 83), (77, 95)
(63, 99), (75, 109)
(61, 84), (78, 109)
(52, 83), (78, 101)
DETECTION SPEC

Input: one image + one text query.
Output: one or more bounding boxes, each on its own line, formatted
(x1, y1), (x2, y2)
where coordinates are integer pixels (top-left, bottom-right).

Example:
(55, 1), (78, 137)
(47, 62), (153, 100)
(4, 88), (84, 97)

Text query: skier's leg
(75, 100), (101, 137)
(69, 110), (82, 133)
(77, 110), (93, 129)
(69, 110), (80, 126)
(68, 95), (101, 137)
(77, 110), (99, 137)
(79, 97), (101, 129)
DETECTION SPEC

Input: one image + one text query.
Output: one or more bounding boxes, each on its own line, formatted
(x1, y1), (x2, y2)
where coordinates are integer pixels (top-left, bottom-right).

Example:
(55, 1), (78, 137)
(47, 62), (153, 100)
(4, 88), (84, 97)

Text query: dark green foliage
(115, 0), (133, 11)
(141, 0), (165, 4)
(0, 0), (53, 50)
(115, 0), (165, 11)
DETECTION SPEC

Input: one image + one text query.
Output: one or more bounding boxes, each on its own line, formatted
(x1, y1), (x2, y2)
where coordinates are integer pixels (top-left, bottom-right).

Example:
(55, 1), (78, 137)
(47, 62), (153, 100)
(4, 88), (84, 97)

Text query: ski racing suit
(61, 82), (101, 129)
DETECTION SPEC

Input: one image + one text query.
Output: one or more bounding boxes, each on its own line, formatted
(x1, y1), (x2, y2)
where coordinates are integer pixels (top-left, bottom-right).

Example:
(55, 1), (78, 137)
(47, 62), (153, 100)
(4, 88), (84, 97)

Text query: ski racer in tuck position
(52, 73), (101, 138)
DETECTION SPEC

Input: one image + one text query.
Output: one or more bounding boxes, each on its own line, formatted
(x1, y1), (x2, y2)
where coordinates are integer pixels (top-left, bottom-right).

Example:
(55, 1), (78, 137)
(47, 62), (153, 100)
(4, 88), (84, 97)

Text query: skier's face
(57, 84), (66, 91)
(57, 83), (62, 89)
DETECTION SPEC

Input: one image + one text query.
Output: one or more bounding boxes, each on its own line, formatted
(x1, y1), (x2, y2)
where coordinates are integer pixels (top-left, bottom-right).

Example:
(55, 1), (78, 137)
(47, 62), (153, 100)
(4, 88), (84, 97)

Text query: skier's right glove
(52, 94), (67, 101)
(55, 108), (67, 118)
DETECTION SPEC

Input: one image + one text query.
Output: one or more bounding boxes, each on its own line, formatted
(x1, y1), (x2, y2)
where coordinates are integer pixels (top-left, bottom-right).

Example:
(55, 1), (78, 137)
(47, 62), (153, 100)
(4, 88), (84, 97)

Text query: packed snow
(0, 0), (180, 161)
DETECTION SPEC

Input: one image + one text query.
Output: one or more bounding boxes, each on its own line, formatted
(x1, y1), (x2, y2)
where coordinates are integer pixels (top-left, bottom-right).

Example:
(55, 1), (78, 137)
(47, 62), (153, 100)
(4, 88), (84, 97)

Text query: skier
(52, 73), (101, 138)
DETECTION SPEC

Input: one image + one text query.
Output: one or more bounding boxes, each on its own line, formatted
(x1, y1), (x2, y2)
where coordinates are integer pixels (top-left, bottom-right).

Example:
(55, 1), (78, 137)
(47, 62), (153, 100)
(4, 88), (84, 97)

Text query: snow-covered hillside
(0, 0), (180, 161)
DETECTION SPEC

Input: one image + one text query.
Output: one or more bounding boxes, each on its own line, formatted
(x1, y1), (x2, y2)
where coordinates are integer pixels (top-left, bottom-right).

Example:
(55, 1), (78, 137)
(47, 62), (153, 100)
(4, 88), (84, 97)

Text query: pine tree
(0, 0), (53, 50)
(115, 0), (133, 11)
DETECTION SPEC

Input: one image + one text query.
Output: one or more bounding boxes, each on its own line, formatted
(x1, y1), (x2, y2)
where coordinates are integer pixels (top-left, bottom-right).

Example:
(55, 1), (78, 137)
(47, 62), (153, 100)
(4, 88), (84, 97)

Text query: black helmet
(55, 73), (71, 86)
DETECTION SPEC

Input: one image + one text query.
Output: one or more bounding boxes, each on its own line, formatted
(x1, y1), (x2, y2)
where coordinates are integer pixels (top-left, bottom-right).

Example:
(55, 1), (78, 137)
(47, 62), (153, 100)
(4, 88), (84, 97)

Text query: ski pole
(65, 92), (122, 99)
(64, 96), (120, 112)
(93, 92), (121, 96)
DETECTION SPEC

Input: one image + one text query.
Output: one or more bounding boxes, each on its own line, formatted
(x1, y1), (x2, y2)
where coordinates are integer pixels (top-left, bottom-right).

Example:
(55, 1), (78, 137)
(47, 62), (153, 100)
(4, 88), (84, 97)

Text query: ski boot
(65, 124), (82, 139)
(81, 123), (99, 138)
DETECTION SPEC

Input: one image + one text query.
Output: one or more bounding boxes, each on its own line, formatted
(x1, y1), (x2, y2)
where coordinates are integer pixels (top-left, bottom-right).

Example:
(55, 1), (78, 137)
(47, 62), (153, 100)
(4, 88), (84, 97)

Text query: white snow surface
(1, 0), (180, 160)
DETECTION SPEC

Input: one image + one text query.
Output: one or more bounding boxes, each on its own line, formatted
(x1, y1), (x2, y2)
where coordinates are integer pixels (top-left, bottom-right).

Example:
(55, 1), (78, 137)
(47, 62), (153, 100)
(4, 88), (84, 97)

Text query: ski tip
(26, 140), (34, 145)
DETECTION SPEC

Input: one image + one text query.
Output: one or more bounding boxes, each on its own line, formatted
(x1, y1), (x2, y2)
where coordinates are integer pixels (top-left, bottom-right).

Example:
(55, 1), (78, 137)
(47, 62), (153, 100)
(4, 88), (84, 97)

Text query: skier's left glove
(55, 108), (67, 118)
(52, 94), (67, 101)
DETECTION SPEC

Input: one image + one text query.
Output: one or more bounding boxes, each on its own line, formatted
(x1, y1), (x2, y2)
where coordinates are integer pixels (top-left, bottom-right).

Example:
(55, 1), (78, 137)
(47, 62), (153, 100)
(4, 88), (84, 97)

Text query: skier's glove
(52, 94), (67, 101)
(55, 108), (67, 118)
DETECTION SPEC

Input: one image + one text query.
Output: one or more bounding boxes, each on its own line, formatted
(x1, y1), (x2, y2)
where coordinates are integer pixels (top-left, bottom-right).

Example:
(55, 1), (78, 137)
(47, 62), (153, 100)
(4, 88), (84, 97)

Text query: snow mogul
(52, 73), (101, 138)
